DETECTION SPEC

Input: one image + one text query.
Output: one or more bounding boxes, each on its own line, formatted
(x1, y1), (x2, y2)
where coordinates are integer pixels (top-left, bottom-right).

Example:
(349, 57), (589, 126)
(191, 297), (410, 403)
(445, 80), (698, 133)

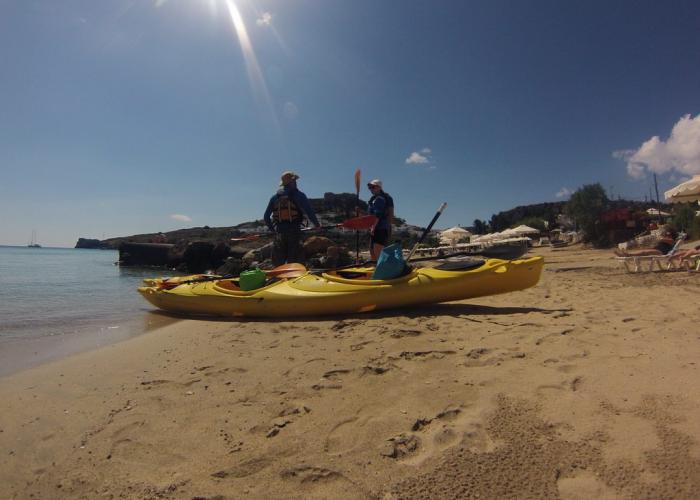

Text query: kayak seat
(433, 259), (485, 271)
(216, 279), (241, 291)
(336, 271), (369, 279)
(335, 265), (412, 281)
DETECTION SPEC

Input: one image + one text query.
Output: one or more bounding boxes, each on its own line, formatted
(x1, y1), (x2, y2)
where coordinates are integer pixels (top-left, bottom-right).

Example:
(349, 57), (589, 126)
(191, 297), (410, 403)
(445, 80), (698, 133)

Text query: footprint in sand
(211, 457), (270, 479)
(535, 376), (584, 395)
(399, 350), (456, 361)
(390, 329), (422, 338)
(383, 406), (482, 464)
(463, 348), (527, 367)
(380, 433), (421, 459)
(281, 465), (343, 482)
(350, 340), (373, 351)
(325, 414), (378, 455)
(312, 368), (352, 390)
(331, 320), (365, 332)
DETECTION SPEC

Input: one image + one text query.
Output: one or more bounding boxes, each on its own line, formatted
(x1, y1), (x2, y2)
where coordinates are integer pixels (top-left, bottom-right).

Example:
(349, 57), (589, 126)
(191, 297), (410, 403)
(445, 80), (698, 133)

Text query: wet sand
(1, 245), (699, 499)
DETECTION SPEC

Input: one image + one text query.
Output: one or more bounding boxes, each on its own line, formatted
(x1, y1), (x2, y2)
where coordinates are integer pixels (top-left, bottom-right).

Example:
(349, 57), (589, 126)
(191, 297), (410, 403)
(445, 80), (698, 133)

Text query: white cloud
(555, 187), (573, 199)
(612, 149), (635, 161)
(619, 113), (700, 179)
(406, 147), (435, 167)
(256, 12), (272, 26)
(170, 214), (192, 222)
(406, 152), (428, 164)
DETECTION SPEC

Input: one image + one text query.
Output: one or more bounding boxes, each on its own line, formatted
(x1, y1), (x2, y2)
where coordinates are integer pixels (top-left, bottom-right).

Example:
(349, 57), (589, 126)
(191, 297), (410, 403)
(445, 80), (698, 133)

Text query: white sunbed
(616, 233), (687, 273)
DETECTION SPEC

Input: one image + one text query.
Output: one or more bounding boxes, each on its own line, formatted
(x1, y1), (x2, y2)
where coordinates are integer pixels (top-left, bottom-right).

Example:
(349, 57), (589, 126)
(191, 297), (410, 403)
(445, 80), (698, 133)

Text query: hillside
(75, 192), (421, 250)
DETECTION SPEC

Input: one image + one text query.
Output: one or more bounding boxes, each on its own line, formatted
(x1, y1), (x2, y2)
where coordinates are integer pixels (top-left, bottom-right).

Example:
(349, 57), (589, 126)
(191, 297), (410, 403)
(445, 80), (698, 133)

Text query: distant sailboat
(28, 230), (42, 248)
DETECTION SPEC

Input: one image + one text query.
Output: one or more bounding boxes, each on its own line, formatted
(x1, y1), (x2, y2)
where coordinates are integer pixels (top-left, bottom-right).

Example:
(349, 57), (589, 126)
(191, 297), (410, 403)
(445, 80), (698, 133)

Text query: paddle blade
(274, 269), (307, 279)
(230, 234), (265, 242)
(265, 263), (307, 276)
(340, 215), (378, 230)
(354, 169), (361, 195)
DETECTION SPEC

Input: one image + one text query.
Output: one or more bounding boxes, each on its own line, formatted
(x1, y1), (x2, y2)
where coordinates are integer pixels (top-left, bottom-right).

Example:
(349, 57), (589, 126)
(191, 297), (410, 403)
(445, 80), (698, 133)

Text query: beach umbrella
(500, 228), (519, 238)
(664, 175), (700, 203)
(511, 224), (540, 235)
(439, 226), (471, 244)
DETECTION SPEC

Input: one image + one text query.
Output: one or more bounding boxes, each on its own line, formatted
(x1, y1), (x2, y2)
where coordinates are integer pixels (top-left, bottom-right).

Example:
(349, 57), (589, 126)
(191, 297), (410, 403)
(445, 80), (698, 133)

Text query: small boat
(27, 230), (41, 248)
(138, 256), (544, 318)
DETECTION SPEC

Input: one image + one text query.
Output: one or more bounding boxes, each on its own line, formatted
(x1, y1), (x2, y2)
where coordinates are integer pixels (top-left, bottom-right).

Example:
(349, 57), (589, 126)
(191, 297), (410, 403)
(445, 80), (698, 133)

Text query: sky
(1, 0), (699, 247)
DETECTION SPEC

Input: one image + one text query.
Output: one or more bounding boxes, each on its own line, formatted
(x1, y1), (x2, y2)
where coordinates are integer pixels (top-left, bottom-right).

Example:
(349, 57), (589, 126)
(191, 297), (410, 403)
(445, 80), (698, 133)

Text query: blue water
(0, 246), (180, 375)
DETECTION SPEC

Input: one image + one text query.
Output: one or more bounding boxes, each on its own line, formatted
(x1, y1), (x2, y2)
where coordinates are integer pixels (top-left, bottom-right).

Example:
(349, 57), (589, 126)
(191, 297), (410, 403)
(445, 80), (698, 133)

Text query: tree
(472, 219), (488, 234)
(673, 204), (700, 239)
(565, 184), (609, 246)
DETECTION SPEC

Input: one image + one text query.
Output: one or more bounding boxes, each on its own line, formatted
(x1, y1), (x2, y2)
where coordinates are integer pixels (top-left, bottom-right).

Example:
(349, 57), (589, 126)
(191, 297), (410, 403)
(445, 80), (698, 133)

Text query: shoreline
(0, 311), (181, 378)
(2, 246), (699, 498)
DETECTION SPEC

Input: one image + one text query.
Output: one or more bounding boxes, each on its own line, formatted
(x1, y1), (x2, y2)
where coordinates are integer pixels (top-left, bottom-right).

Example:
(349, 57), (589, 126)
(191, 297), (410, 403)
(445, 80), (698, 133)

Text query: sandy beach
(1, 245), (699, 499)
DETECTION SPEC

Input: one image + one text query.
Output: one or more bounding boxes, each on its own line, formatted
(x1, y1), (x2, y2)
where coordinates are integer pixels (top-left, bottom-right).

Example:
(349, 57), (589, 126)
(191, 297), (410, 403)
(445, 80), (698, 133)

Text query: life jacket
(272, 192), (302, 224)
(369, 191), (393, 229)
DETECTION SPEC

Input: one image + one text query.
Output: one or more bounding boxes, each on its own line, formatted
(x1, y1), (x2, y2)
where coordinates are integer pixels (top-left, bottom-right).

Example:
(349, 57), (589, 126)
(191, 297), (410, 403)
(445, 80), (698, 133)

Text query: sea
(0, 246), (181, 377)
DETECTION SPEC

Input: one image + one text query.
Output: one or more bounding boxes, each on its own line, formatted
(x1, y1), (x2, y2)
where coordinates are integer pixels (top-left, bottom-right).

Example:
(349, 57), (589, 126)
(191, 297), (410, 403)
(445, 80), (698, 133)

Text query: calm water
(0, 246), (180, 376)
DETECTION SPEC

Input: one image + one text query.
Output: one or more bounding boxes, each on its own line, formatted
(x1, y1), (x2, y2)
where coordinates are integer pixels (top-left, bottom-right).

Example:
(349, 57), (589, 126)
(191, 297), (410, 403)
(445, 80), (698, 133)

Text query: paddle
(158, 263), (307, 289)
(310, 203), (448, 276)
(354, 168), (361, 264)
(230, 215), (377, 242)
(405, 202), (448, 263)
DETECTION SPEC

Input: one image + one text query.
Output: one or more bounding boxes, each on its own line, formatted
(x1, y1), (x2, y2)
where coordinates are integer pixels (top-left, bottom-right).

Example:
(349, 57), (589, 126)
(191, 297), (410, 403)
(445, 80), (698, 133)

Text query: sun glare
(153, 0), (279, 126)
(225, 0), (278, 126)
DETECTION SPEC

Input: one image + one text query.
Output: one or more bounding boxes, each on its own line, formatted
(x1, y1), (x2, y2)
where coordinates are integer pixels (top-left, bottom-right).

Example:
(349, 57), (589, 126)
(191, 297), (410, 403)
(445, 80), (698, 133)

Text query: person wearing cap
(366, 179), (394, 260)
(263, 171), (321, 265)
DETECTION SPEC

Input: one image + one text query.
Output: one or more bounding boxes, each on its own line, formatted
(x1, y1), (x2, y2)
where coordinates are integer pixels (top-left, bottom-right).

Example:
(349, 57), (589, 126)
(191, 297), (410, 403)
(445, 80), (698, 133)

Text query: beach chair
(678, 251), (700, 273)
(616, 233), (687, 273)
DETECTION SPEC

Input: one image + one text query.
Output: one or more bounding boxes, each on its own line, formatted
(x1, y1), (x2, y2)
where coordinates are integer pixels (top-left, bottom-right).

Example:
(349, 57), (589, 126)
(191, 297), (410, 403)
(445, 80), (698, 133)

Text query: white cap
(367, 179), (382, 188)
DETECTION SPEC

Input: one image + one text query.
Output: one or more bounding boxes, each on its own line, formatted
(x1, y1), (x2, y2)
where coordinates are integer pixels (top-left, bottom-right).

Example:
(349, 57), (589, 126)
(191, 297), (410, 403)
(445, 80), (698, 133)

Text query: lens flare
(225, 0), (278, 126)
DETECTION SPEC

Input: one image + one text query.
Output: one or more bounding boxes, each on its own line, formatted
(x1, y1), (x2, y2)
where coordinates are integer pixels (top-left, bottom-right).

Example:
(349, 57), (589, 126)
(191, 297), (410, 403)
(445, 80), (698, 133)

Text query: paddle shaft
(354, 169), (361, 264)
(405, 202), (448, 262)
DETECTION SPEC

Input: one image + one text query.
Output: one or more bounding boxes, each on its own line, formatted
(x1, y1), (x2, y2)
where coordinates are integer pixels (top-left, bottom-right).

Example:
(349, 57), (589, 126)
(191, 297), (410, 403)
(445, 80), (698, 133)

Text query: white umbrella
(511, 224), (540, 235)
(439, 226), (471, 244)
(440, 226), (471, 237)
(665, 175), (700, 203)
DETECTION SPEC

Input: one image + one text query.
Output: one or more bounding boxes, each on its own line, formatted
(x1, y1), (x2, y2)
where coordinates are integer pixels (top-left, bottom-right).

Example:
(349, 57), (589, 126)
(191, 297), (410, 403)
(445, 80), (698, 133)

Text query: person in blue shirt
(264, 171), (321, 265)
(366, 179), (394, 260)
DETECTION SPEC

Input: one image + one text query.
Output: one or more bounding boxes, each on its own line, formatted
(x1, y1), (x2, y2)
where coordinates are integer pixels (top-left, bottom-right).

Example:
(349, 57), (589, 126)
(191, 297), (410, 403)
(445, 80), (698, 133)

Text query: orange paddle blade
(273, 269), (307, 279)
(339, 215), (377, 230)
(354, 169), (361, 195)
(265, 263), (307, 276)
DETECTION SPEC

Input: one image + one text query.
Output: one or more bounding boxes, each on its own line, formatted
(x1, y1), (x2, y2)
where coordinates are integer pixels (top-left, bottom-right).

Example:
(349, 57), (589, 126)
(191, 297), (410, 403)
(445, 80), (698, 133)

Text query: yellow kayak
(138, 257), (544, 318)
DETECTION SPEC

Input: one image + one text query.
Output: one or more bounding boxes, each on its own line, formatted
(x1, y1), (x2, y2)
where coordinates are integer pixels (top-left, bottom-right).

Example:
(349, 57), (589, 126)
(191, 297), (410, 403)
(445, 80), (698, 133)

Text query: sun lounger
(678, 253), (700, 272)
(616, 233), (687, 273)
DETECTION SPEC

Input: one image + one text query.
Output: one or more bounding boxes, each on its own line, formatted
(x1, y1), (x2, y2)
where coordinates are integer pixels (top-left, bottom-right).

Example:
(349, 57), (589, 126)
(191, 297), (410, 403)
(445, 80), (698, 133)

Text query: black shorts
(371, 228), (390, 247)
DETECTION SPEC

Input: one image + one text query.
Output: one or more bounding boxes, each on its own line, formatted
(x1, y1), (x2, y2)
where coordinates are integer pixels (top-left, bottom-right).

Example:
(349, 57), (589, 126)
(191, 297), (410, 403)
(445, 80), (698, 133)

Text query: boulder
(216, 257), (244, 276)
(118, 242), (175, 266)
(210, 241), (232, 269)
(242, 242), (274, 267)
(303, 236), (334, 257)
(320, 245), (352, 268)
(183, 241), (215, 273)
(228, 245), (250, 259)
